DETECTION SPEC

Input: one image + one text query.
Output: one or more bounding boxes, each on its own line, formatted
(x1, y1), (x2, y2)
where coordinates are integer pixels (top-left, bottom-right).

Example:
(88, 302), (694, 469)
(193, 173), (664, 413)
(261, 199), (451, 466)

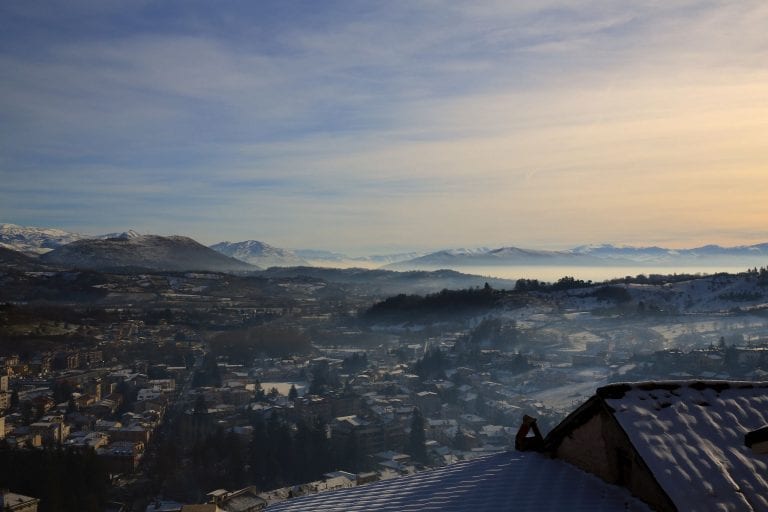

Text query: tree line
(364, 283), (504, 319)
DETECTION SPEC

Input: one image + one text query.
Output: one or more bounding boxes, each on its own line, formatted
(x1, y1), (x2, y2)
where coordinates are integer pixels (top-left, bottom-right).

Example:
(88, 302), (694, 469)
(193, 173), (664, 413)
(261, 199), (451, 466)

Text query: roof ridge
(597, 380), (768, 399)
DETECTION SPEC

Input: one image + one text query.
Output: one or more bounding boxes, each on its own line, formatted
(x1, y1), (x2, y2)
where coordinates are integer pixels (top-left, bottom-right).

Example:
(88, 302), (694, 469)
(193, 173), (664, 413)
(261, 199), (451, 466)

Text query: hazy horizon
(2, 2), (767, 253)
(6, 219), (768, 259)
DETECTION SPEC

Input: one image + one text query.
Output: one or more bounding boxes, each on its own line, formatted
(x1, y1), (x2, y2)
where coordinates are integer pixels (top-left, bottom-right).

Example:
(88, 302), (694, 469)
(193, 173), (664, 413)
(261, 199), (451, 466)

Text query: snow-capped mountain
(0, 223), (87, 255)
(569, 244), (677, 261)
(210, 240), (309, 268)
(0, 223), (143, 255)
(569, 243), (768, 264)
(98, 230), (142, 240)
(41, 235), (257, 272)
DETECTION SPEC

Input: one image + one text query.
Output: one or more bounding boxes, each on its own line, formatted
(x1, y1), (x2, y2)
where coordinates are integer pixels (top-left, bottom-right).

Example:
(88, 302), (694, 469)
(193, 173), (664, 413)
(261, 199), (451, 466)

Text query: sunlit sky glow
(2, 1), (767, 254)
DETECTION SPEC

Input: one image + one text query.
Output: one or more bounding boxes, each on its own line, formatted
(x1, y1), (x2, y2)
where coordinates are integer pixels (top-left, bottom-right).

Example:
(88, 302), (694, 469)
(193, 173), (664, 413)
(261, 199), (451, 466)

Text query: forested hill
(364, 284), (512, 320)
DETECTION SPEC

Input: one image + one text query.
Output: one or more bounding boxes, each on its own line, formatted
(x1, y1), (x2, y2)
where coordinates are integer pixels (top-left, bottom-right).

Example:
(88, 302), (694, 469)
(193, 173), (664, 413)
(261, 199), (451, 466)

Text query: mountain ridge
(386, 242), (768, 269)
(40, 235), (257, 272)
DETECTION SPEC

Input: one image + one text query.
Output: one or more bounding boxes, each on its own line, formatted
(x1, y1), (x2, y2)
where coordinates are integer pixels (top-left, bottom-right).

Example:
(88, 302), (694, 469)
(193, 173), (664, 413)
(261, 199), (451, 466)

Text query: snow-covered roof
(601, 381), (768, 511)
(265, 451), (649, 512)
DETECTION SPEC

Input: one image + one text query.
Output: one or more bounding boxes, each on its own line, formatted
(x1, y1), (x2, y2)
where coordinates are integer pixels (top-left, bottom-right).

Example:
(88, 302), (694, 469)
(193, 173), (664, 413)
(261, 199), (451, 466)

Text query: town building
(206, 487), (266, 511)
(0, 491), (39, 512)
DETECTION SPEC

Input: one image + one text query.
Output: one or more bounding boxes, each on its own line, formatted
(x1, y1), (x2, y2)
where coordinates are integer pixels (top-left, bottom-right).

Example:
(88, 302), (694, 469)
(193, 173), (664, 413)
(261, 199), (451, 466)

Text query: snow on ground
(524, 367), (609, 412)
(566, 330), (605, 351)
(260, 382), (308, 396)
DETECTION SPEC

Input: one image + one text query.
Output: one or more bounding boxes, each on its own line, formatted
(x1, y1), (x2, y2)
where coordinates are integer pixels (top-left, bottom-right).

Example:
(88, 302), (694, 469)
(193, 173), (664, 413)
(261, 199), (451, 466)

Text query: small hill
(40, 235), (257, 272)
(0, 246), (48, 270)
(210, 240), (309, 268)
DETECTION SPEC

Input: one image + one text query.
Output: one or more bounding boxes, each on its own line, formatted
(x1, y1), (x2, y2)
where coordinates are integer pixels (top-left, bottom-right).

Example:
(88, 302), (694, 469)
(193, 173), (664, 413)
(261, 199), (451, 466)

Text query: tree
(414, 347), (447, 381)
(342, 353), (369, 374)
(67, 396), (77, 414)
(248, 415), (268, 486)
(194, 394), (208, 414)
(288, 384), (298, 401)
(253, 379), (267, 402)
(192, 354), (221, 388)
(407, 407), (427, 464)
(20, 401), (34, 425)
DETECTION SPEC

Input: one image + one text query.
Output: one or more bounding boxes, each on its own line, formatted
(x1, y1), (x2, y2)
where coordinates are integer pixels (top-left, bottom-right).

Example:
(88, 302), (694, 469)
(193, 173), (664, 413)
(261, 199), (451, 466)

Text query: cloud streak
(1, 1), (767, 252)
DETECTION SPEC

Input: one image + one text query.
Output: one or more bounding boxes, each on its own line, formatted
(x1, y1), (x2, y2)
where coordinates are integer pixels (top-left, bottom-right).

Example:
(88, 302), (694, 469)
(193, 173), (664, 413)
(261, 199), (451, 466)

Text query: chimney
(515, 414), (544, 452)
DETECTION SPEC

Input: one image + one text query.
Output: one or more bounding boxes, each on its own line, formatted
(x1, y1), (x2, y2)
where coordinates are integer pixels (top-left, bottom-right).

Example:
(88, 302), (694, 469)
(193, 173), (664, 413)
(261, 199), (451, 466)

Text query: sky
(1, 1), (767, 255)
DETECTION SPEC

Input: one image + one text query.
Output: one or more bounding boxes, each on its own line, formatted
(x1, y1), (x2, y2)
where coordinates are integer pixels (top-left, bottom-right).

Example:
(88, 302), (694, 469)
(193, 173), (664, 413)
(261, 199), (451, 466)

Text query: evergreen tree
(310, 418), (331, 476)
(253, 379), (267, 402)
(248, 415), (268, 486)
(407, 407), (428, 464)
(194, 393), (208, 414)
(288, 384), (298, 401)
(342, 430), (361, 472)
(414, 347), (447, 381)
(293, 420), (311, 481)
(224, 430), (244, 487)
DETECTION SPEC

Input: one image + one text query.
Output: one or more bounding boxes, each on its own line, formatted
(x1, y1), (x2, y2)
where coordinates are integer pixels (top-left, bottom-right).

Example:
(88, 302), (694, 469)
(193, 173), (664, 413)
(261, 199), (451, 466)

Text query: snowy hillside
(554, 272), (768, 315)
(0, 223), (143, 255)
(98, 230), (142, 240)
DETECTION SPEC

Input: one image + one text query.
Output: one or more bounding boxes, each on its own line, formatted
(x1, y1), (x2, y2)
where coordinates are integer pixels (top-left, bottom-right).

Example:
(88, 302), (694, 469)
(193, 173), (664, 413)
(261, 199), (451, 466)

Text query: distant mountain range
(385, 247), (572, 268)
(385, 243), (768, 269)
(294, 249), (427, 268)
(3, 222), (767, 273)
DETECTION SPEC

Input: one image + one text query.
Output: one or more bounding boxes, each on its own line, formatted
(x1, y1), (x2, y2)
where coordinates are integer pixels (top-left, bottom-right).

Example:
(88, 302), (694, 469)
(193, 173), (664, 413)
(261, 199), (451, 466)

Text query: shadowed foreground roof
(266, 451), (650, 511)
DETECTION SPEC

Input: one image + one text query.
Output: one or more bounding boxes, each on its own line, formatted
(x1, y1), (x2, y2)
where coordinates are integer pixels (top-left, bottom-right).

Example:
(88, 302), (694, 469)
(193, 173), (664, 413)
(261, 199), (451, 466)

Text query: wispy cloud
(1, 1), (767, 252)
